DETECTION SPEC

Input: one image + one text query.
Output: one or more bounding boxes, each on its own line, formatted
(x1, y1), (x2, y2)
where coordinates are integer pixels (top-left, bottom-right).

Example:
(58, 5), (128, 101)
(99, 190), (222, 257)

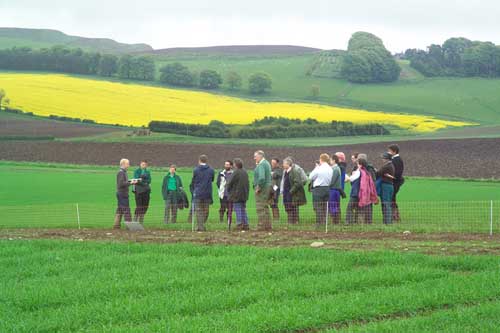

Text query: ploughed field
(2, 239), (500, 332)
(2, 137), (500, 178)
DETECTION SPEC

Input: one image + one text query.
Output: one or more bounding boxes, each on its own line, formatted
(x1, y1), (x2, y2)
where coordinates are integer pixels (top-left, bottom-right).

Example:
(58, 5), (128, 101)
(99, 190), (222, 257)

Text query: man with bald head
(114, 158), (137, 229)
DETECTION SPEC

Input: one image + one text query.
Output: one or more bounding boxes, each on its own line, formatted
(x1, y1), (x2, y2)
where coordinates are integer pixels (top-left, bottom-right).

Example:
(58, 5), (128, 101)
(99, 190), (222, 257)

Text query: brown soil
(1, 138), (500, 178)
(0, 115), (123, 138)
(1, 229), (500, 255)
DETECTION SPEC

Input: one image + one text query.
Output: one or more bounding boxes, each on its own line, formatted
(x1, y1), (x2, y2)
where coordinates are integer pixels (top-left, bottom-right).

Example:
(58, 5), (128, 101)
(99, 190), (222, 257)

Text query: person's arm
(226, 171), (236, 193)
(309, 167), (319, 181)
(117, 171), (130, 190)
(345, 169), (360, 183)
(216, 172), (222, 188)
(161, 176), (167, 200)
(178, 176), (183, 190)
(190, 169), (197, 196)
(133, 168), (140, 180)
(330, 168), (340, 188)
(144, 170), (151, 185)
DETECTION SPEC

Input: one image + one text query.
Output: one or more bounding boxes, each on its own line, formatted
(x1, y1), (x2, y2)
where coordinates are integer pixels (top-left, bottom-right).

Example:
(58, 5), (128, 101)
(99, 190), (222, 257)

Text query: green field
(1, 239), (500, 332)
(1, 161), (499, 232)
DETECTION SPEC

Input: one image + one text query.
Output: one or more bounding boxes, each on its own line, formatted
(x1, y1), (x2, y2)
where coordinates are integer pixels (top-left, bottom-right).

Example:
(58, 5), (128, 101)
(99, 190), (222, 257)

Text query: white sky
(1, 0), (499, 52)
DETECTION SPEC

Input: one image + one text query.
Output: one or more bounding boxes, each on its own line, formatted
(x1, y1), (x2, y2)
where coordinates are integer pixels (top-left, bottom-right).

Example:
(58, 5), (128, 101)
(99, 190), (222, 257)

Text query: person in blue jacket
(190, 155), (215, 231)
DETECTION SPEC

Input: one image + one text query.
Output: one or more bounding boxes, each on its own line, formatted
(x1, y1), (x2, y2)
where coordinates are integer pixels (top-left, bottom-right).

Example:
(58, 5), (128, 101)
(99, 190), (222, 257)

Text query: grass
(0, 161), (499, 232)
(1, 239), (500, 332)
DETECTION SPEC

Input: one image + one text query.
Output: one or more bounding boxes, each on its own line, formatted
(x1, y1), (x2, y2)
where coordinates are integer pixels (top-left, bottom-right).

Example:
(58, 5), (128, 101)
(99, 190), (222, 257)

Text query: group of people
(113, 144), (404, 231)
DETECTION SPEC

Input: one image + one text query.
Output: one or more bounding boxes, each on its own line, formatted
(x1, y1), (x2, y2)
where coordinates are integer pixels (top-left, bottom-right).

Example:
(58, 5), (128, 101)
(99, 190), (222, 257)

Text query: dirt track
(1, 138), (500, 178)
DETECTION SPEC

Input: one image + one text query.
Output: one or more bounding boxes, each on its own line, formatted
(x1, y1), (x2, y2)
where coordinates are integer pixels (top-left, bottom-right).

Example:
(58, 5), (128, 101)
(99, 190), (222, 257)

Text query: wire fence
(0, 200), (499, 234)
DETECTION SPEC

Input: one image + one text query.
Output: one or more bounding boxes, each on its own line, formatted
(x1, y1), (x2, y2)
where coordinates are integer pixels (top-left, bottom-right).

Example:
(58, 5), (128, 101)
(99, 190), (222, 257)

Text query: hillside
(147, 45), (322, 57)
(0, 28), (153, 53)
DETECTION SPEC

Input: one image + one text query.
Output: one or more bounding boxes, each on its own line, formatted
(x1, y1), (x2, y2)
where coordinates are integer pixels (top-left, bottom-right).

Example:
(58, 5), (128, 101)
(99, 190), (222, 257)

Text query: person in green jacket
(162, 164), (183, 224)
(253, 150), (272, 231)
(133, 160), (151, 224)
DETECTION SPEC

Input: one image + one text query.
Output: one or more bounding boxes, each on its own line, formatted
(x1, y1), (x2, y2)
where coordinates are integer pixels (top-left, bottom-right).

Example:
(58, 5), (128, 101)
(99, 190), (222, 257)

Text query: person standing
(162, 164), (183, 224)
(345, 159), (362, 225)
(357, 157), (379, 224)
(335, 152), (347, 192)
(377, 152), (396, 225)
(216, 160), (234, 224)
(329, 154), (343, 224)
(253, 150), (272, 231)
(226, 158), (250, 231)
(309, 154), (333, 227)
(190, 155), (215, 231)
(114, 158), (137, 229)
(270, 158), (283, 221)
(133, 160), (151, 224)
(281, 157), (307, 224)
(388, 144), (404, 221)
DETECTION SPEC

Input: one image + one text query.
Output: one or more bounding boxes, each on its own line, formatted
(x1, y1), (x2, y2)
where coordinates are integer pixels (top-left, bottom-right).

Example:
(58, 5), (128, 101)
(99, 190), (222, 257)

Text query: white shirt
(346, 169), (361, 182)
(309, 162), (333, 187)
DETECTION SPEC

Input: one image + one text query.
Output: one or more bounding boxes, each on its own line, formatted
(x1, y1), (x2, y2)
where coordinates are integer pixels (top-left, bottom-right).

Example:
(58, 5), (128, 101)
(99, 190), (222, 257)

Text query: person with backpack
(281, 157), (307, 224)
(216, 160), (234, 224)
(226, 158), (250, 231)
(162, 164), (183, 224)
(309, 154), (333, 227)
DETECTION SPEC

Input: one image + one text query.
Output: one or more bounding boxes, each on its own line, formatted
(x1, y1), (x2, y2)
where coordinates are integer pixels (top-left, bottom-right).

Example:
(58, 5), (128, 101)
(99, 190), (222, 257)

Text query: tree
(98, 54), (118, 77)
(0, 89), (5, 110)
(225, 71), (242, 90)
(117, 54), (133, 79)
(159, 63), (195, 87)
(199, 69), (222, 89)
(310, 84), (320, 98)
(341, 31), (401, 83)
(248, 72), (272, 94)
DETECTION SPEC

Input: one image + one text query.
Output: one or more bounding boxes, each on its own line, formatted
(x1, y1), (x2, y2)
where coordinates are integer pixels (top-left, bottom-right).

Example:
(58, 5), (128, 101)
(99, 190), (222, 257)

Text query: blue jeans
(233, 202), (248, 226)
(380, 182), (394, 224)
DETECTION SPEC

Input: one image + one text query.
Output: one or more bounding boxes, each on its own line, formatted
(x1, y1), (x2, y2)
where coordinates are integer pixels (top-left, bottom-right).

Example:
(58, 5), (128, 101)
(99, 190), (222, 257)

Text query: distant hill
(147, 45), (322, 56)
(0, 28), (153, 53)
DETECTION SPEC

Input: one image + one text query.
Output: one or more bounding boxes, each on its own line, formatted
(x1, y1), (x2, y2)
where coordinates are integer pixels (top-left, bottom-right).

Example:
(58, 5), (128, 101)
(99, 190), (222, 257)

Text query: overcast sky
(1, 0), (499, 52)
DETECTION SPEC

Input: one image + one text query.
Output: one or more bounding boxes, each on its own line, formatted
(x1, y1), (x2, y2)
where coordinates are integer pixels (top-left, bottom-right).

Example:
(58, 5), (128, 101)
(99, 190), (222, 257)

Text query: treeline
(341, 32), (401, 83)
(149, 117), (389, 139)
(404, 37), (500, 77)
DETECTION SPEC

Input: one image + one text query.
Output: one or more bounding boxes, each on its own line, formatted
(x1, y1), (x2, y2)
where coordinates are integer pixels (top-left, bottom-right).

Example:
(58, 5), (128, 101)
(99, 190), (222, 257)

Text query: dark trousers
(359, 204), (373, 224)
(134, 191), (150, 223)
(381, 182), (394, 224)
(270, 189), (280, 220)
(195, 199), (210, 231)
(164, 192), (178, 224)
(115, 193), (132, 227)
(284, 202), (299, 224)
(219, 197), (233, 224)
(346, 196), (359, 224)
(329, 189), (341, 224)
(312, 186), (330, 226)
(392, 180), (403, 220)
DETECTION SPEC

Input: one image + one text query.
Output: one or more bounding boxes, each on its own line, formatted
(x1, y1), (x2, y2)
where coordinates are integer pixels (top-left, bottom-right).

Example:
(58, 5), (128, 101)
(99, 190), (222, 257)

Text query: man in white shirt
(309, 153), (333, 227)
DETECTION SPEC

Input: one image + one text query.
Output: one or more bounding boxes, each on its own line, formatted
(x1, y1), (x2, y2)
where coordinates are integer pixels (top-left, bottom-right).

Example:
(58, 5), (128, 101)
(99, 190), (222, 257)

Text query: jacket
(226, 168), (249, 203)
(392, 155), (405, 184)
(253, 159), (272, 189)
(359, 167), (379, 207)
(377, 162), (395, 184)
(190, 164), (215, 202)
(133, 168), (151, 194)
(162, 173), (183, 201)
(330, 164), (342, 189)
(282, 166), (307, 206)
(216, 169), (233, 199)
(116, 168), (130, 196)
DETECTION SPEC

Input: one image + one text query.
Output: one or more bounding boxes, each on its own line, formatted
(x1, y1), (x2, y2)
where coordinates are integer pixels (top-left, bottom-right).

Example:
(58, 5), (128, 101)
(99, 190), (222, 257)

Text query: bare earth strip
(1, 137), (500, 178)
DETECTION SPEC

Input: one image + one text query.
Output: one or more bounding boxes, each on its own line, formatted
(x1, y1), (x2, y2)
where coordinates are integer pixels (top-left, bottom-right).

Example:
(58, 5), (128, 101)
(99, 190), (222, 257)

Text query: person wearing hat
(377, 152), (396, 224)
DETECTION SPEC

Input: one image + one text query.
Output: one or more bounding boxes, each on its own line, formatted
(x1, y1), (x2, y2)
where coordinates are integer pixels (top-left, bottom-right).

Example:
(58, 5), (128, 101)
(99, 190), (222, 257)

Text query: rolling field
(0, 72), (470, 131)
(2, 239), (500, 332)
(1, 162), (499, 232)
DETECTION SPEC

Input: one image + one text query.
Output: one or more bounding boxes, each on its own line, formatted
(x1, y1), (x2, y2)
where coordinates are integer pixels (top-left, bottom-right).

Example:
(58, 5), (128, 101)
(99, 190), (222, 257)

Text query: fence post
(325, 201), (329, 234)
(490, 200), (493, 236)
(76, 203), (81, 230)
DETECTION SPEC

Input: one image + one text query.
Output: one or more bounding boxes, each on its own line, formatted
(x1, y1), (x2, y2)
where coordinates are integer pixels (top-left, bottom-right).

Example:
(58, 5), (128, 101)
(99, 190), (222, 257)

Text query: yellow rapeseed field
(0, 73), (471, 131)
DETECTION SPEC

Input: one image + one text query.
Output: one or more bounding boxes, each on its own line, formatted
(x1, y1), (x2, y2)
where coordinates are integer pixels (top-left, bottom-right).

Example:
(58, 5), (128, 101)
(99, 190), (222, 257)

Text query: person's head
(335, 152), (346, 163)
(319, 153), (330, 164)
(271, 158), (280, 169)
(169, 164), (177, 174)
(381, 152), (392, 162)
(140, 160), (148, 169)
(198, 154), (208, 165)
(351, 152), (359, 163)
(358, 153), (367, 161)
(283, 157), (293, 170)
(224, 160), (233, 171)
(331, 154), (339, 166)
(233, 158), (243, 169)
(119, 158), (130, 170)
(254, 150), (265, 164)
(357, 158), (368, 169)
(388, 144), (400, 155)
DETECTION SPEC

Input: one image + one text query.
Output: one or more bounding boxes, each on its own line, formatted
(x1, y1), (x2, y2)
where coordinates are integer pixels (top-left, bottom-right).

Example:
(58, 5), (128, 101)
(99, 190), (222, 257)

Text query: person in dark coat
(270, 158), (283, 221)
(216, 160), (234, 224)
(190, 155), (215, 231)
(388, 144), (404, 221)
(133, 160), (151, 224)
(226, 158), (250, 231)
(281, 157), (307, 225)
(162, 164), (183, 224)
(114, 158), (137, 229)
(377, 152), (396, 225)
